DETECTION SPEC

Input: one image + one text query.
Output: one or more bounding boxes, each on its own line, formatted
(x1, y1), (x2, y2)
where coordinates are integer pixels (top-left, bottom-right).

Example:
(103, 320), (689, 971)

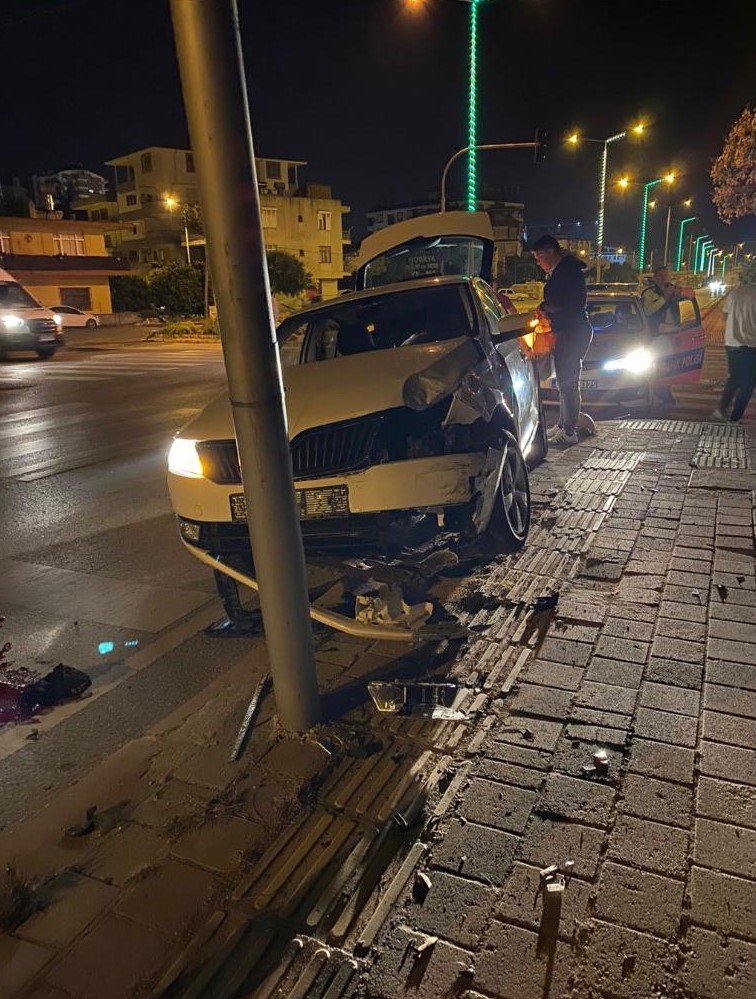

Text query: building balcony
(0, 253), (131, 274)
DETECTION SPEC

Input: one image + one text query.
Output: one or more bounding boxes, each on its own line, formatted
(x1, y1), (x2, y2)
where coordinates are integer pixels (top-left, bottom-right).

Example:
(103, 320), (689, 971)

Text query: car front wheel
(86, 319), (97, 328)
(36, 348), (56, 360)
(478, 431), (531, 554)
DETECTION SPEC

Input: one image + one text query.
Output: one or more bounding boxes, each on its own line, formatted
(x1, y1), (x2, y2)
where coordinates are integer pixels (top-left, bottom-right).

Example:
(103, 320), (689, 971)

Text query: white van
(0, 268), (64, 360)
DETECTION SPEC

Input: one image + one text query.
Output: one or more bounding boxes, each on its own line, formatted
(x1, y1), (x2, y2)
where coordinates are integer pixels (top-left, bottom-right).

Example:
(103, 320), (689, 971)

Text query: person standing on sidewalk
(532, 234), (593, 445)
(713, 274), (756, 423)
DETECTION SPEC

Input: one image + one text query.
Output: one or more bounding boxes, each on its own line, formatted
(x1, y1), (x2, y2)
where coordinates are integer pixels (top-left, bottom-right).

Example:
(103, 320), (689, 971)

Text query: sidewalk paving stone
(84, 824), (168, 887)
(628, 738), (695, 785)
(707, 659), (756, 691)
(508, 683), (575, 720)
(680, 927), (755, 999)
(693, 817), (756, 878)
(536, 773), (615, 828)
(584, 657), (643, 689)
(520, 817), (605, 880)
(409, 870), (497, 948)
(494, 862), (593, 941)
(491, 717), (563, 752)
(619, 773), (694, 828)
(431, 819), (519, 886)
(659, 598), (707, 623)
(711, 584), (755, 606)
(702, 709), (756, 749)
(696, 776), (756, 829)
(44, 914), (171, 999)
(594, 861), (684, 938)
(170, 814), (266, 874)
(651, 635), (705, 665)
(473, 921), (574, 999)
(569, 705), (633, 730)
(550, 738), (624, 781)
(708, 617), (756, 645)
(0, 934), (53, 999)
(645, 656), (703, 690)
(703, 683), (756, 719)
(521, 660), (583, 690)
(458, 778), (537, 834)
(571, 920), (678, 999)
(114, 859), (220, 936)
(688, 866), (756, 936)
(698, 740), (756, 787)
(639, 681), (700, 716)
(474, 758), (546, 791)
(536, 638), (593, 668)
(594, 635), (649, 664)
(601, 617), (655, 642)
(481, 741), (553, 771)
(608, 814), (689, 878)
(368, 930), (476, 999)
(710, 601), (756, 625)
(656, 616), (707, 643)
(707, 636), (756, 665)
(634, 706), (698, 746)
(17, 874), (119, 950)
(574, 680), (637, 716)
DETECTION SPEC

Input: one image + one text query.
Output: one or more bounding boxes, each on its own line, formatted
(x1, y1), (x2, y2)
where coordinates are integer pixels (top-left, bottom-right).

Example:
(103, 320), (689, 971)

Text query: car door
(475, 281), (539, 447)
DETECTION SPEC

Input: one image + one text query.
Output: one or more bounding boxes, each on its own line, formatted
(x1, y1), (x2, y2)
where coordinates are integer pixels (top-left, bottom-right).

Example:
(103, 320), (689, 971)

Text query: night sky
(2, 0), (753, 254)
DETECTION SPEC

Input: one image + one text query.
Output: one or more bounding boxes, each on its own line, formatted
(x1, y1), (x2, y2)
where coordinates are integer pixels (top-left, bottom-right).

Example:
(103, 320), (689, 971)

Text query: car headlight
(168, 438), (204, 478)
(53, 314), (63, 326)
(2, 314), (24, 329)
(603, 348), (653, 374)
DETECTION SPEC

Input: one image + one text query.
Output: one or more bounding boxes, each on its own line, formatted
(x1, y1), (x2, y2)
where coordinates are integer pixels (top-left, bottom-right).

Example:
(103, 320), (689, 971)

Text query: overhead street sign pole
(169, 0), (320, 732)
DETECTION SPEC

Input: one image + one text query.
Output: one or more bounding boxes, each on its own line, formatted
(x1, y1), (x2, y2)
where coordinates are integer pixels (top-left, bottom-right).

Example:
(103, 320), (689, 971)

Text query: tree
(148, 262), (204, 316)
(266, 250), (310, 296)
(711, 106), (756, 222)
(109, 275), (151, 312)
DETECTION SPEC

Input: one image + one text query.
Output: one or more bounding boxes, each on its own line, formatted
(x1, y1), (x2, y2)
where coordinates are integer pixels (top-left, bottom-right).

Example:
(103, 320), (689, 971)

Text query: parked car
(168, 213), (547, 616)
(0, 268), (64, 360)
(541, 289), (705, 406)
(51, 305), (100, 328)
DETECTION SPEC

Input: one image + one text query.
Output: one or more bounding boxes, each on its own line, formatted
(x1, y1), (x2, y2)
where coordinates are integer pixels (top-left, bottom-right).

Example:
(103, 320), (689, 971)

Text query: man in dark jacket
(532, 234), (593, 445)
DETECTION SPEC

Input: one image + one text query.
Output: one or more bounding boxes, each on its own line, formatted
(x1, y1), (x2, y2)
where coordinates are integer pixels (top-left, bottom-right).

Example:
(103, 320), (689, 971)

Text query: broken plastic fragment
(413, 871), (432, 903)
(367, 680), (464, 719)
(355, 582), (432, 630)
(540, 864), (559, 880)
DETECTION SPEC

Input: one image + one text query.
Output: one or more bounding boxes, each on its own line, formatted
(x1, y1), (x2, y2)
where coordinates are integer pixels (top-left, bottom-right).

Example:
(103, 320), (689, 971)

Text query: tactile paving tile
(690, 425), (749, 468)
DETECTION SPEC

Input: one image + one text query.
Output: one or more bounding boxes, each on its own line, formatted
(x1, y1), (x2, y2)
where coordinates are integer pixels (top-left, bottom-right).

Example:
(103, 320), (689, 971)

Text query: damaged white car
(168, 213), (547, 615)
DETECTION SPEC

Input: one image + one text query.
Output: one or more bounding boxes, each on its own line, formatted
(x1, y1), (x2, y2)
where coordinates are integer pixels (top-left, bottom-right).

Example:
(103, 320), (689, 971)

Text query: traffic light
(534, 128), (547, 164)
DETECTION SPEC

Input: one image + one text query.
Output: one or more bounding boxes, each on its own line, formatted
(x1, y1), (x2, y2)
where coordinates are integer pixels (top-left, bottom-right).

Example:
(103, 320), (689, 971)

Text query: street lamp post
(569, 125), (644, 280)
(675, 215), (696, 271)
(734, 242), (744, 267)
(694, 236), (710, 272)
(639, 174), (674, 272)
(441, 138), (540, 212)
(464, 0), (486, 211)
(165, 195), (193, 264)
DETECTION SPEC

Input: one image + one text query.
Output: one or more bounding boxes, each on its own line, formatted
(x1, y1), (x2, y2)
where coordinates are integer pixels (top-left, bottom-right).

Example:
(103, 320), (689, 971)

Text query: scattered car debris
(413, 871), (432, 903)
(355, 581), (433, 631)
(367, 681), (465, 720)
(545, 875), (566, 894)
(716, 583), (728, 601)
(540, 864), (559, 880)
(65, 805), (97, 838)
(563, 860), (575, 876)
(412, 933), (438, 955)
(229, 673), (271, 762)
(0, 635), (91, 727)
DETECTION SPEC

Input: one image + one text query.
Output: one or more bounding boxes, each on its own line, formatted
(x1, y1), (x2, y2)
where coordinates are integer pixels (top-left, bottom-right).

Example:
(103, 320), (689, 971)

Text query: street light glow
(618, 176), (629, 188)
(164, 194), (178, 209)
(632, 123), (645, 134)
(665, 173), (676, 184)
(568, 132), (580, 144)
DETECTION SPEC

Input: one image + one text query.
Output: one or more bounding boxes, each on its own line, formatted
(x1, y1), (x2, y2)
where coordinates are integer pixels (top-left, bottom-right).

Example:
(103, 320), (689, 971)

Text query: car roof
(280, 275), (473, 324)
(587, 291), (642, 302)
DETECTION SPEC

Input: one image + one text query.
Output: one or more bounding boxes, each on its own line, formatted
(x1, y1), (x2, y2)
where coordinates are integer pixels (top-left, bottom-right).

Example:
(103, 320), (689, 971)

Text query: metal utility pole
(169, 0), (320, 731)
(441, 139), (541, 212)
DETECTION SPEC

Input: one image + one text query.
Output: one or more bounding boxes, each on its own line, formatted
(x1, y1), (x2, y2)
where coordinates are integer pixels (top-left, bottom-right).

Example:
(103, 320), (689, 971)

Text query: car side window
(475, 281), (503, 330)
(278, 320), (307, 368)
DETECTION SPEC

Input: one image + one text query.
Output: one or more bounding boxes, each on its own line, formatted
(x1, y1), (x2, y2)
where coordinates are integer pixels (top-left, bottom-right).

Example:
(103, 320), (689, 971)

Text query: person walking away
(641, 265), (695, 333)
(713, 273), (756, 423)
(532, 235), (593, 445)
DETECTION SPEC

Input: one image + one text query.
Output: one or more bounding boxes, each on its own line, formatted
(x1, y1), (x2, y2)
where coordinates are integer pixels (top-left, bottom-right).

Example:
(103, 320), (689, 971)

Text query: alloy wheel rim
(500, 444), (529, 538)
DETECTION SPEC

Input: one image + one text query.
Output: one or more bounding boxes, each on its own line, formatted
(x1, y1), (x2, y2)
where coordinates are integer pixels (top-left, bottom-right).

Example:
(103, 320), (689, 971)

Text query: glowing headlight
(2, 314), (24, 329)
(603, 349), (653, 374)
(168, 438), (204, 478)
(53, 314), (63, 326)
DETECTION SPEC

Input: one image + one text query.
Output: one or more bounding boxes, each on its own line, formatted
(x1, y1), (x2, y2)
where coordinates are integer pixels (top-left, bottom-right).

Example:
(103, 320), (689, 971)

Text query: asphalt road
(0, 331), (228, 692)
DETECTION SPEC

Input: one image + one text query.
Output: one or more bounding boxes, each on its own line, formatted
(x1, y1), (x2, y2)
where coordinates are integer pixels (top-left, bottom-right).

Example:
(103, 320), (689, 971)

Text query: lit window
(0, 232), (10, 253)
(318, 211), (332, 232)
(54, 233), (86, 256)
(262, 207), (278, 229)
(319, 245), (332, 264)
(141, 152), (153, 173)
(125, 193), (137, 207)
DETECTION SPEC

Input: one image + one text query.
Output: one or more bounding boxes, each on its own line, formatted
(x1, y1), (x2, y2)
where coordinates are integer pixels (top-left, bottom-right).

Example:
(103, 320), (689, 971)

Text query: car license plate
(579, 379), (598, 391)
(230, 485), (350, 524)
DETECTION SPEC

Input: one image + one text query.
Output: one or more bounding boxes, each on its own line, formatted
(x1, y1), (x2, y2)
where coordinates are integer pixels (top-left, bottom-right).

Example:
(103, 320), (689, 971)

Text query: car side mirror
(492, 312), (536, 344)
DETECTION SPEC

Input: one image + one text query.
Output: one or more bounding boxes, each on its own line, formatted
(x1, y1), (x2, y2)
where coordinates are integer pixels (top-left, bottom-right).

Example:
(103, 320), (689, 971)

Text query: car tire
(36, 348), (56, 360)
(86, 319), (97, 328)
(478, 431), (531, 554)
(527, 386), (549, 468)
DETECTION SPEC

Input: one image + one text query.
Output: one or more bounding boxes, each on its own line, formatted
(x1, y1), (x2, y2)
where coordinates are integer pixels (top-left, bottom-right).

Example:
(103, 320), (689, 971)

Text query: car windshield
(587, 299), (643, 333)
(278, 284), (474, 366)
(0, 281), (39, 310)
(362, 237), (486, 289)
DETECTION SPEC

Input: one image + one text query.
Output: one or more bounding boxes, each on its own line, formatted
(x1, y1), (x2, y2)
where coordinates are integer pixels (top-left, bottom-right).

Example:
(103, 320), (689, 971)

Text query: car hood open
(178, 337), (473, 442)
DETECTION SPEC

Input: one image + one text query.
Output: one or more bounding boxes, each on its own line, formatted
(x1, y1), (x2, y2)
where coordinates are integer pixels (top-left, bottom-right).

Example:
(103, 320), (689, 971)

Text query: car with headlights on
(167, 213), (547, 613)
(51, 305), (100, 328)
(541, 289), (705, 407)
(0, 269), (64, 359)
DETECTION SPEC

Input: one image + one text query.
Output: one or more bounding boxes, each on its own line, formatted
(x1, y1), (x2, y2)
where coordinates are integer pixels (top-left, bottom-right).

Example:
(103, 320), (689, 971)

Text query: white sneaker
(710, 408), (726, 421)
(547, 424), (563, 441)
(550, 427), (579, 446)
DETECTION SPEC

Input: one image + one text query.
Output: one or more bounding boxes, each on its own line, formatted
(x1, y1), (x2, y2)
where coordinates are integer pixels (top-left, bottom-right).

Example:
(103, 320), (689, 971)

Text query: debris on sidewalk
(228, 672), (271, 762)
(368, 681), (465, 720)
(1, 624), (91, 724)
(354, 581), (433, 631)
(412, 871), (432, 903)
(65, 805), (98, 839)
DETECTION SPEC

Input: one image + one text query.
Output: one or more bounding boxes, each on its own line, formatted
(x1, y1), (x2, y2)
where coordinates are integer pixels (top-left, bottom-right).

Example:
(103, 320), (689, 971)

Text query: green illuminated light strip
(676, 216), (696, 271)
(638, 178), (661, 272)
(466, 0), (481, 212)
